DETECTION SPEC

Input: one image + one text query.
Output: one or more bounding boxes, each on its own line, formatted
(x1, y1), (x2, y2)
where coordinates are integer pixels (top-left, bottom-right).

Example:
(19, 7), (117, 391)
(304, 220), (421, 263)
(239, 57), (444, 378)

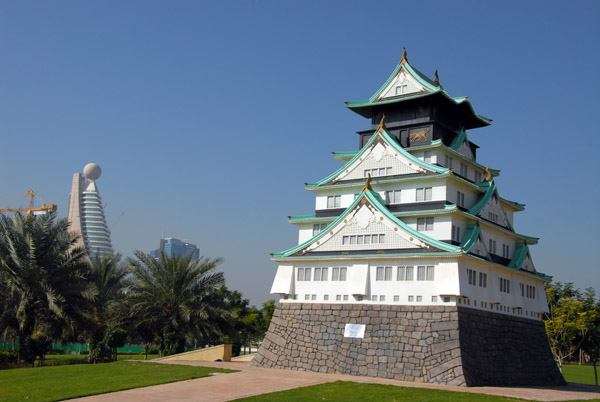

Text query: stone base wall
(251, 303), (565, 386)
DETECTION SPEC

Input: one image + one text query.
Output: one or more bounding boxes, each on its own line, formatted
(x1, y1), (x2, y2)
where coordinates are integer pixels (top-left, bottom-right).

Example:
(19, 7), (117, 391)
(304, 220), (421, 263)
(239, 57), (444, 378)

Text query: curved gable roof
(307, 129), (448, 188)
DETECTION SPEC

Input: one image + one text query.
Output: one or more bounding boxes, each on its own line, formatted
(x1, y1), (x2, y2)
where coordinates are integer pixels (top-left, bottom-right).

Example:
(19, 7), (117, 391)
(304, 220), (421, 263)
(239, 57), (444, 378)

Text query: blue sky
(1, 1), (599, 305)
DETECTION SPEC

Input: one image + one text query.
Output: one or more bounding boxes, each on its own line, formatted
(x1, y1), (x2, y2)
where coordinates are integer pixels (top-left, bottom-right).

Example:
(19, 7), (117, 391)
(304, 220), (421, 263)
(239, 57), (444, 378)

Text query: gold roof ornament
(400, 48), (408, 64)
(363, 174), (372, 192)
(484, 166), (493, 182)
(376, 113), (386, 133)
(434, 70), (439, 84)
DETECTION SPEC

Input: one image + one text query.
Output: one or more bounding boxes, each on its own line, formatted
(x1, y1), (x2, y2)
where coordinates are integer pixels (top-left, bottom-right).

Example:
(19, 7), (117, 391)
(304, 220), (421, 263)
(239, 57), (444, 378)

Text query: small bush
(0, 350), (18, 368)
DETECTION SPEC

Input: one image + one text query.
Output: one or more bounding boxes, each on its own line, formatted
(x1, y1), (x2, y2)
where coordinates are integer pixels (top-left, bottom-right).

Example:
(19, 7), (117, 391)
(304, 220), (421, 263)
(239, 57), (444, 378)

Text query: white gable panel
(457, 141), (474, 160)
(304, 203), (428, 254)
(478, 195), (512, 229)
(378, 68), (426, 100)
(470, 238), (488, 258)
(270, 265), (294, 295)
(520, 255), (535, 273)
(334, 140), (425, 183)
(348, 264), (369, 295)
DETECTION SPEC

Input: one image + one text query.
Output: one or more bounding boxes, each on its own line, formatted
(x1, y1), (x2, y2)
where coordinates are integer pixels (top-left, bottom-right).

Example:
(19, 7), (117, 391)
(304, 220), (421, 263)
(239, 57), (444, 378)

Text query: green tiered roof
(273, 186), (462, 259)
(345, 50), (491, 129)
(307, 128), (449, 188)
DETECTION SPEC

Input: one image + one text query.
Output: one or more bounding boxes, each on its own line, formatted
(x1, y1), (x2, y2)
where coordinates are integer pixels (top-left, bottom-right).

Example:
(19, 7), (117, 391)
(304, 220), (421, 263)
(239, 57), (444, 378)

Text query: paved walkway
(70, 360), (600, 402)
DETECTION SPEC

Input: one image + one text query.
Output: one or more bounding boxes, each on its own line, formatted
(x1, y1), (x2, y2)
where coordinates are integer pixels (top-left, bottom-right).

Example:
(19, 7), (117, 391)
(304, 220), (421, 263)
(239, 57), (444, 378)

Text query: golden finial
(376, 113), (386, 133)
(434, 70), (439, 84)
(363, 174), (372, 192)
(400, 48), (408, 64)
(484, 166), (493, 182)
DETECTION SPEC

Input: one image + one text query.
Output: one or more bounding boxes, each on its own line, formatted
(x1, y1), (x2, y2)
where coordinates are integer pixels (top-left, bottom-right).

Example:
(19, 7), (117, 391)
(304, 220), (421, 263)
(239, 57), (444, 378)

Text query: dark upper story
(344, 50), (490, 153)
(356, 103), (481, 156)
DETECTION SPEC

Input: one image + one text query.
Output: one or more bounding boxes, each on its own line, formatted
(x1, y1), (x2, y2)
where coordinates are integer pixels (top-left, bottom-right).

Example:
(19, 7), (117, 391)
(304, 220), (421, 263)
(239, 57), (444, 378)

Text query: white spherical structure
(83, 163), (102, 181)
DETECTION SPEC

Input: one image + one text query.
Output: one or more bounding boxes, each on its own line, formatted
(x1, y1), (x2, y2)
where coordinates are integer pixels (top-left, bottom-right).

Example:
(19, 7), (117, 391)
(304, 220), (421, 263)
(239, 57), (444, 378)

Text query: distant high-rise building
(67, 163), (113, 258)
(150, 238), (199, 261)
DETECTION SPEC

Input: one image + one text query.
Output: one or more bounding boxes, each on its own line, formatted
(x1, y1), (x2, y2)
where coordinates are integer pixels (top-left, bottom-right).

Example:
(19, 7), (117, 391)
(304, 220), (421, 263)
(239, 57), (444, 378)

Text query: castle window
(432, 296), (438, 302)
(417, 217), (434, 231)
(445, 155), (453, 169)
(417, 266), (425, 281)
(397, 265), (414, 281)
(426, 266), (435, 281)
(499, 278), (510, 293)
(332, 267), (347, 281)
(385, 190), (402, 204)
(467, 268), (477, 285)
(394, 295), (399, 302)
(452, 225), (461, 242)
(478, 272), (487, 287)
(408, 295), (414, 302)
(424, 151), (433, 163)
(313, 223), (327, 236)
(297, 268), (312, 281)
(502, 244), (510, 258)
(460, 163), (467, 177)
(488, 212), (499, 223)
(311, 294), (316, 301)
(364, 167), (392, 177)
(417, 296), (423, 302)
(343, 295), (349, 301)
(313, 267), (328, 281)
(337, 295), (342, 301)
(489, 239), (497, 254)
(396, 84), (408, 95)
(376, 266), (392, 281)
(379, 295), (385, 302)
(416, 187), (432, 202)
(327, 195), (341, 209)
(475, 171), (482, 182)
(371, 295), (377, 301)
(305, 294), (310, 300)
(324, 295), (329, 301)
(456, 191), (465, 207)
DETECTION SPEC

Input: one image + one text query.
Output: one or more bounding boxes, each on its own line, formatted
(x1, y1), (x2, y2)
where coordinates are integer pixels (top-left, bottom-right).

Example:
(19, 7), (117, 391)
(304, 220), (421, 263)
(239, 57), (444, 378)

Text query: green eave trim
(307, 129), (449, 188)
(509, 242), (528, 269)
(289, 214), (318, 222)
(460, 223), (480, 253)
(406, 140), (501, 178)
(346, 89), (492, 127)
(449, 130), (467, 151)
(273, 188), (462, 258)
(469, 181), (495, 215)
(332, 151), (358, 163)
(464, 253), (552, 281)
(273, 251), (461, 262)
(500, 197), (525, 211)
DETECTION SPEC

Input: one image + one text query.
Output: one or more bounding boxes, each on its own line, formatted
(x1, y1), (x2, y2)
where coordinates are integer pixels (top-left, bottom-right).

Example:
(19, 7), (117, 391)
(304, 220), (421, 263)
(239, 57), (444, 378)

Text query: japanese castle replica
(252, 50), (564, 386)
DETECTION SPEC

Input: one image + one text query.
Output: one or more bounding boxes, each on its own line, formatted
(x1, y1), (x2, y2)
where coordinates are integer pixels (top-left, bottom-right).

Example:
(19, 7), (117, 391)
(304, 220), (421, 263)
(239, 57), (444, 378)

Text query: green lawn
(232, 381), (535, 402)
(0, 360), (235, 402)
(18, 353), (158, 367)
(562, 363), (599, 386)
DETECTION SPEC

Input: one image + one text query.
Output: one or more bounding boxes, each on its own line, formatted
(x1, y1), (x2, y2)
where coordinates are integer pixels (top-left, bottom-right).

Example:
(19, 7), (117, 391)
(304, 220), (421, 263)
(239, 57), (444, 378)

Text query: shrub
(0, 350), (18, 369)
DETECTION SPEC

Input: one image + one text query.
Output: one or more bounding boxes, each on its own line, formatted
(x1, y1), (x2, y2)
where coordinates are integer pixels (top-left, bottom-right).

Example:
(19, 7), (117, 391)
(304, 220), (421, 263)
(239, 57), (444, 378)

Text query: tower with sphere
(67, 163), (114, 258)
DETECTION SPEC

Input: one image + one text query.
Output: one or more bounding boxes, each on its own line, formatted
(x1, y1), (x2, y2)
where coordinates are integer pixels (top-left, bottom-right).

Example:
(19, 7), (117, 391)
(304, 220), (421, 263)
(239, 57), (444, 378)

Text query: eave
(306, 129), (449, 189)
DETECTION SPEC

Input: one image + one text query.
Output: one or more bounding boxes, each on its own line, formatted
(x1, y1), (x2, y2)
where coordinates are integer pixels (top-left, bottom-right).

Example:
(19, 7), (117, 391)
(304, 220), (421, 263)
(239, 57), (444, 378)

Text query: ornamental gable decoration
(376, 65), (430, 100)
(311, 130), (447, 187)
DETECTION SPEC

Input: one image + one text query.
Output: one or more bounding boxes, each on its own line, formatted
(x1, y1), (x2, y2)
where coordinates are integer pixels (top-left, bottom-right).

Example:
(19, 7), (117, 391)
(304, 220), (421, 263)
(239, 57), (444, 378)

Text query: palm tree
(89, 253), (128, 328)
(127, 251), (228, 357)
(0, 212), (93, 362)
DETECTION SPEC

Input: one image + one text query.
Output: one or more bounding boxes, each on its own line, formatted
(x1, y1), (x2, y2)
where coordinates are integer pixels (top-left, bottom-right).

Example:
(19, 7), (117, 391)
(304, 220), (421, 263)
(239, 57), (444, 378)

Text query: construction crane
(0, 190), (57, 218)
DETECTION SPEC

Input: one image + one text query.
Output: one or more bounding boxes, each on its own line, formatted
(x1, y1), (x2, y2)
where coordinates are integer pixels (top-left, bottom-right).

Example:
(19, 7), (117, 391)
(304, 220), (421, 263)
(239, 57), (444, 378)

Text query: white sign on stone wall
(344, 323), (366, 338)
